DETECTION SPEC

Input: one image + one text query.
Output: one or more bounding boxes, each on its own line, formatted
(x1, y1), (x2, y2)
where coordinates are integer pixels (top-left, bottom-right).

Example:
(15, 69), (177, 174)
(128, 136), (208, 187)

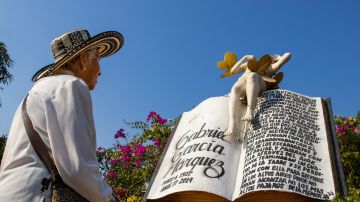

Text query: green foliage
(0, 41), (14, 107)
(0, 134), (7, 164)
(0, 41), (14, 88)
(97, 111), (176, 201)
(331, 112), (360, 201)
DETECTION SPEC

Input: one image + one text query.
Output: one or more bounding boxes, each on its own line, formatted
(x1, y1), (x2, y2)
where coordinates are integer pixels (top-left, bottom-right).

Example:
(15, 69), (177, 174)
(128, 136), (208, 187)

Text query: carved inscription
(239, 90), (334, 200)
(159, 123), (227, 192)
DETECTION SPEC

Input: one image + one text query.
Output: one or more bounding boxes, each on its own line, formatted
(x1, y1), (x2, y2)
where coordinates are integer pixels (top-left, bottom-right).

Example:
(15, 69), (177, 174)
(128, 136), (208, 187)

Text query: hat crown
(51, 29), (91, 62)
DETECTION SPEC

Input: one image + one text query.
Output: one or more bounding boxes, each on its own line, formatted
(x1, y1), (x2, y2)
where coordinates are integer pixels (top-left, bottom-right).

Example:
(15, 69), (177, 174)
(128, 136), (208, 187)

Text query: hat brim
(32, 31), (124, 82)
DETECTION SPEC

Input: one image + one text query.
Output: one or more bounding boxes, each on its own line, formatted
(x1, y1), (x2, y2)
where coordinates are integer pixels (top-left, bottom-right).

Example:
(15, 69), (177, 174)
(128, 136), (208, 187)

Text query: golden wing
(217, 60), (229, 70)
(273, 72), (284, 83)
(224, 52), (237, 67)
(257, 54), (272, 76)
(217, 52), (238, 78)
(247, 58), (258, 72)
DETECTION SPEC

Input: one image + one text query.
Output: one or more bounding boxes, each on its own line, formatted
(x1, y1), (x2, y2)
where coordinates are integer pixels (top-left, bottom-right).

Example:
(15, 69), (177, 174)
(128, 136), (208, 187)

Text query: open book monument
(143, 53), (347, 201)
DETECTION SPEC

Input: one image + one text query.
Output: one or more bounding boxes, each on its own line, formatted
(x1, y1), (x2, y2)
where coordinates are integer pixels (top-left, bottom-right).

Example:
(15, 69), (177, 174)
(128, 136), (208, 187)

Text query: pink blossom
(134, 145), (146, 157)
(152, 138), (161, 146)
(146, 111), (156, 122)
(114, 128), (126, 139)
(121, 153), (131, 162)
(118, 145), (132, 154)
(108, 171), (116, 178)
(110, 158), (121, 165)
(146, 111), (168, 125)
(135, 160), (141, 167)
(117, 145), (132, 162)
(337, 125), (346, 136)
(158, 117), (168, 125)
(96, 147), (106, 153)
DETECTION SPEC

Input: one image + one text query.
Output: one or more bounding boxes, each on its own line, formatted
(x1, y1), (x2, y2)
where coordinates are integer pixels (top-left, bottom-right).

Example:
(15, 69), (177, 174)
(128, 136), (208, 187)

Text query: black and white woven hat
(32, 29), (124, 82)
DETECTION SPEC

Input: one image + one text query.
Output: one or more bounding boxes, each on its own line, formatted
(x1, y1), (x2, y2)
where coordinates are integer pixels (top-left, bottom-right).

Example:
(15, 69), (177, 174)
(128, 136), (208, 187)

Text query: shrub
(97, 111), (176, 201)
(0, 134), (7, 164)
(331, 113), (360, 201)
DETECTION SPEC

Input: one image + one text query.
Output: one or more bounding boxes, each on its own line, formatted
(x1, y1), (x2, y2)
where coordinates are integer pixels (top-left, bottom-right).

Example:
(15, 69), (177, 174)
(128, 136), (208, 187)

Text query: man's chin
(88, 81), (98, 91)
(88, 84), (96, 91)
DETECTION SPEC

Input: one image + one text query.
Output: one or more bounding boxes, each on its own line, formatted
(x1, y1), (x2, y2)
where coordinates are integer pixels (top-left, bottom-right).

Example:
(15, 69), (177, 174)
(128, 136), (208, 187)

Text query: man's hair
(86, 48), (98, 60)
(61, 48), (98, 70)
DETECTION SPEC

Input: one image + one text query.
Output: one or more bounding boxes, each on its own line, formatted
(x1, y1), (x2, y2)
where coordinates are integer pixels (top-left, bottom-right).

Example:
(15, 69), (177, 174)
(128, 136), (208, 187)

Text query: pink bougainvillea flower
(108, 171), (116, 178)
(152, 138), (161, 146)
(337, 125), (345, 136)
(96, 147), (106, 153)
(134, 145), (146, 157)
(118, 145), (132, 154)
(121, 153), (131, 163)
(158, 117), (168, 125)
(146, 111), (156, 122)
(114, 128), (126, 139)
(135, 160), (141, 167)
(146, 111), (168, 125)
(117, 145), (132, 163)
(110, 158), (121, 165)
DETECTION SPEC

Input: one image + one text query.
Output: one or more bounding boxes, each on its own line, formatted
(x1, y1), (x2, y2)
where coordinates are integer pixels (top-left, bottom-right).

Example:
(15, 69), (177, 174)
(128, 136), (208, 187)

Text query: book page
(233, 90), (336, 200)
(147, 96), (242, 200)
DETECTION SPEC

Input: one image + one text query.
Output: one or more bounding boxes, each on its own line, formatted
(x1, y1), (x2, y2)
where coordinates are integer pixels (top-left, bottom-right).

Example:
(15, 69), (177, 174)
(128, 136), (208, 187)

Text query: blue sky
(1, 0), (359, 148)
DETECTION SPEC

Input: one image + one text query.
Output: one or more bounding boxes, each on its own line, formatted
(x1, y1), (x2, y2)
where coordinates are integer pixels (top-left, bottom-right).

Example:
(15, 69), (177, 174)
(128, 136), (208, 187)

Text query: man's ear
(79, 52), (87, 70)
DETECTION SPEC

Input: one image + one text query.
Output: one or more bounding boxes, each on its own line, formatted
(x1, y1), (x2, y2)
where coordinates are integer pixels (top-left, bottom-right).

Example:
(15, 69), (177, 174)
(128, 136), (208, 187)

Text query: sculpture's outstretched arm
(268, 53), (291, 76)
(231, 55), (255, 74)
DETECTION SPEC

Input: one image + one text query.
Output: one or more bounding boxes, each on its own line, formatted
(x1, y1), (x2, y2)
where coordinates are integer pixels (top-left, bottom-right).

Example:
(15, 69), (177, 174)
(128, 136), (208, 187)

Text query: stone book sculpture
(143, 53), (347, 202)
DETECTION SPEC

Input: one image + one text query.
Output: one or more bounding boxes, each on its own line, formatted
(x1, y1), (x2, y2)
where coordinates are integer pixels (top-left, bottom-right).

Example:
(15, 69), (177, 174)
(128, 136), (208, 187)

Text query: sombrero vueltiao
(32, 29), (124, 82)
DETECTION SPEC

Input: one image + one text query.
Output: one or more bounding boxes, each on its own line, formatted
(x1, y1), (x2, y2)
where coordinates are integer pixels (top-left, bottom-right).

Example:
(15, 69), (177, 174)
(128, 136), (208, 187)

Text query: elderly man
(0, 29), (124, 201)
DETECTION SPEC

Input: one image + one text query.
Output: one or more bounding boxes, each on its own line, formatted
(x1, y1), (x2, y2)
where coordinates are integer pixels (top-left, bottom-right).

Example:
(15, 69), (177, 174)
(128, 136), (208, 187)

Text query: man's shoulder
(38, 74), (86, 87)
(31, 75), (88, 97)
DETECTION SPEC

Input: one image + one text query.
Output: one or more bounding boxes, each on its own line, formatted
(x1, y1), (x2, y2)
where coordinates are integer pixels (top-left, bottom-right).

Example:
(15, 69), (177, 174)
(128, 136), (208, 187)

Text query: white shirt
(0, 74), (113, 202)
